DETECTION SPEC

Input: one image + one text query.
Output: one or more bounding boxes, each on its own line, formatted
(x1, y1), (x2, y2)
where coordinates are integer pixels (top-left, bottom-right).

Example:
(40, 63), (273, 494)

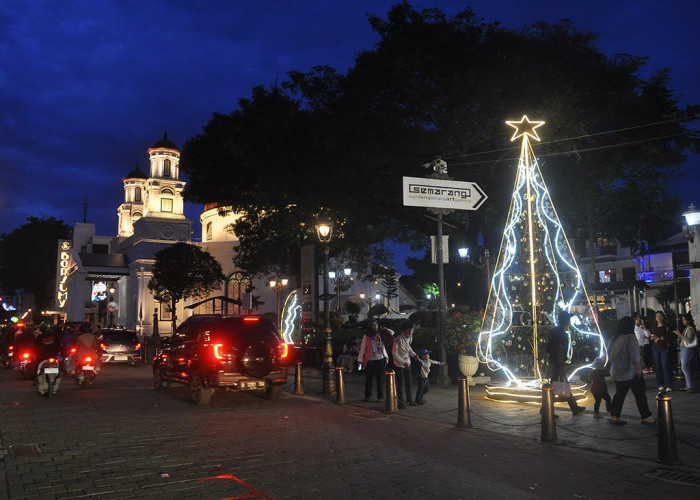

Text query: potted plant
(445, 309), (483, 378)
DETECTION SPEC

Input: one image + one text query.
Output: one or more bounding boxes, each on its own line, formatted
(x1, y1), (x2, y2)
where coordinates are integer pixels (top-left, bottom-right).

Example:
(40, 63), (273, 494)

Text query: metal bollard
(385, 370), (397, 414)
(540, 383), (557, 443)
(293, 361), (304, 396)
(335, 366), (347, 404)
(657, 391), (680, 464)
(457, 377), (473, 429)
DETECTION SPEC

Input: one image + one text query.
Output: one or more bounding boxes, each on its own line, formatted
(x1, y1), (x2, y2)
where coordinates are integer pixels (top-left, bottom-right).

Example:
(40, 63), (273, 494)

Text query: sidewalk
(297, 367), (700, 468)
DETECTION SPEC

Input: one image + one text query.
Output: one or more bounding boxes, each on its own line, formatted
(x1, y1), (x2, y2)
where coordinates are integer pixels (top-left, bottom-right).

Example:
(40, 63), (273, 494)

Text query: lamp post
(316, 217), (335, 394)
(108, 285), (116, 327)
(683, 203), (700, 336)
(329, 268), (352, 317)
(269, 278), (289, 332)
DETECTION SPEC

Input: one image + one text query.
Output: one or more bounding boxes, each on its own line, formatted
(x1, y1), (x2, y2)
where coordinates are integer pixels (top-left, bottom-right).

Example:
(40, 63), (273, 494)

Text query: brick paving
(0, 363), (699, 499)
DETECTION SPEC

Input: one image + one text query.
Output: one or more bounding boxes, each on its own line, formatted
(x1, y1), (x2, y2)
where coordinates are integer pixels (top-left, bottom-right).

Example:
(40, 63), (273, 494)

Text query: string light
(479, 116), (606, 401)
(281, 290), (302, 344)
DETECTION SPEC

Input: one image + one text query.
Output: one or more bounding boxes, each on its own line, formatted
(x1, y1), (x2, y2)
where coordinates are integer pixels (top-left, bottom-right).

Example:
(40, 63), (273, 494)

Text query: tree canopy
(147, 242), (225, 332)
(179, 3), (698, 283)
(0, 217), (72, 311)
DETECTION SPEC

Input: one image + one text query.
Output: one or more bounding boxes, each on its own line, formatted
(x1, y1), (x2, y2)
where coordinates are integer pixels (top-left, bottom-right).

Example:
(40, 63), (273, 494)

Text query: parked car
(96, 329), (141, 365)
(153, 315), (290, 405)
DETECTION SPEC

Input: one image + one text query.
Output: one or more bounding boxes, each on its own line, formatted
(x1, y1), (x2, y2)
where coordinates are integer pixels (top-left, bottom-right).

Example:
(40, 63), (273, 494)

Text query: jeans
(364, 358), (386, 399)
(610, 375), (652, 419)
(680, 346), (694, 389)
(415, 377), (430, 402)
(394, 365), (413, 403)
(652, 349), (671, 387)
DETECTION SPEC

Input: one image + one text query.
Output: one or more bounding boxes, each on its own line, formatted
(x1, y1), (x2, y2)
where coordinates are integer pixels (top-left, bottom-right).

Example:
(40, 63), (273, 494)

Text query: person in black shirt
(649, 311), (672, 391)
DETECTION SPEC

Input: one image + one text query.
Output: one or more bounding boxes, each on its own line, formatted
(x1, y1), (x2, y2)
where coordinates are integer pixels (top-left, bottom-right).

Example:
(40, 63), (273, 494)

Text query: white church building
(54, 134), (412, 338)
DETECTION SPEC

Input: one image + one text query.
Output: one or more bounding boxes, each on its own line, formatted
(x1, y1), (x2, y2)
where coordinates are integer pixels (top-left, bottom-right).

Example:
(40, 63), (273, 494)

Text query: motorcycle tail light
(22, 352), (30, 359)
(70, 347), (77, 354)
(8, 345), (13, 351)
(134, 343), (141, 350)
(279, 342), (289, 358)
(243, 317), (259, 322)
(48, 358), (55, 363)
(213, 344), (224, 359)
(100, 343), (108, 350)
(84, 356), (92, 363)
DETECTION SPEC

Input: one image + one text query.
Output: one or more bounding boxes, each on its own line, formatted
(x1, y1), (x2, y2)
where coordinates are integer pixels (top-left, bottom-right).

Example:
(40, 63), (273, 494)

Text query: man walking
(393, 321), (418, 409)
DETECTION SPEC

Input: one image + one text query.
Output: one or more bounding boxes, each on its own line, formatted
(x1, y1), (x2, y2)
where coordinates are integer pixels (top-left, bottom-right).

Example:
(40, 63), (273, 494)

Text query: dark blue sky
(1, 1), (698, 273)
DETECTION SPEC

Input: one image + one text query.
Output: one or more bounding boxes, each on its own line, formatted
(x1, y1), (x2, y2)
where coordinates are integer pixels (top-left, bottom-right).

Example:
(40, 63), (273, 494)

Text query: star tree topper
(505, 115), (545, 142)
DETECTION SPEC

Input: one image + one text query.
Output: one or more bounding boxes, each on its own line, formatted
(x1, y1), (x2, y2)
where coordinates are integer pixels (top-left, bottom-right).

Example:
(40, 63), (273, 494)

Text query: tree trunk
(171, 298), (178, 334)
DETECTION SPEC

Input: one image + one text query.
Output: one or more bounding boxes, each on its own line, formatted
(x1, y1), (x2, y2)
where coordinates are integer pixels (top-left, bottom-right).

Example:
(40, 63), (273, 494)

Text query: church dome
(124, 163), (148, 180)
(151, 131), (178, 151)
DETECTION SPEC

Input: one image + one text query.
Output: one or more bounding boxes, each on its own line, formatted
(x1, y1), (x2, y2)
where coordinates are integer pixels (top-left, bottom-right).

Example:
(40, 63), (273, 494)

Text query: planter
(458, 354), (479, 378)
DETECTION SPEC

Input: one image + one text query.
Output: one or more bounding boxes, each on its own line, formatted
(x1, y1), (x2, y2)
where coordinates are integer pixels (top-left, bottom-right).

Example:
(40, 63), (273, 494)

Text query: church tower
(117, 164), (147, 237)
(142, 132), (185, 218)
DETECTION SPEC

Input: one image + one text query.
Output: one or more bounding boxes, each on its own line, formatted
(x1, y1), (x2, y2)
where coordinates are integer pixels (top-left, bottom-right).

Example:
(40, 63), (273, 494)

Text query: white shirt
(634, 324), (650, 347)
(392, 333), (416, 369)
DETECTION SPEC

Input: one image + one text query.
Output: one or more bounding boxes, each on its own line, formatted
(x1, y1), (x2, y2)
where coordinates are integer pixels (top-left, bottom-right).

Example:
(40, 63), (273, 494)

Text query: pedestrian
(650, 311), (672, 391)
(393, 321), (418, 408)
(415, 349), (443, 404)
(357, 319), (389, 402)
(336, 337), (360, 373)
(589, 357), (611, 418)
(673, 313), (697, 393)
(634, 313), (651, 373)
(545, 310), (585, 415)
(608, 316), (655, 426)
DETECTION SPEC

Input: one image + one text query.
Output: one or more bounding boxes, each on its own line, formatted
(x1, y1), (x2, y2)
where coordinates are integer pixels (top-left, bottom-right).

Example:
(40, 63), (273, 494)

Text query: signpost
(403, 163), (487, 384)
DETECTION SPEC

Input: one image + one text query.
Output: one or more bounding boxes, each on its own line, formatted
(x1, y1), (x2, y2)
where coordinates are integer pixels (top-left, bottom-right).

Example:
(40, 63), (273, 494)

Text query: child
(415, 349), (444, 404)
(590, 357), (611, 418)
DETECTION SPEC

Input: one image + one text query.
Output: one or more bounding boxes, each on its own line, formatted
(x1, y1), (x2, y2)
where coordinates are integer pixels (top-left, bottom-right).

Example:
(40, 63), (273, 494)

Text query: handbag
(552, 380), (571, 398)
(686, 329), (698, 349)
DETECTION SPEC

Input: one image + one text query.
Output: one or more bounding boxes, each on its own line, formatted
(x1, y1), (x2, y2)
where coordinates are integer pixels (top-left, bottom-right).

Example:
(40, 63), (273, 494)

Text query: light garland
(478, 116), (606, 400)
(281, 290), (302, 344)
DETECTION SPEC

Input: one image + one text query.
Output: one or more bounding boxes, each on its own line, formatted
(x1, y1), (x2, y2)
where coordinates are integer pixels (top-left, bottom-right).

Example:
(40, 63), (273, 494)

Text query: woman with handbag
(609, 316), (655, 426)
(546, 311), (585, 415)
(673, 313), (697, 393)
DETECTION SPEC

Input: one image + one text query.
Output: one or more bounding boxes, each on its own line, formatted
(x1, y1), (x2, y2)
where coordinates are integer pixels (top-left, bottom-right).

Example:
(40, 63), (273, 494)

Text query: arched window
(134, 187), (141, 202)
(132, 211), (142, 219)
(163, 159), (171, 177)
(161, 188), (174, 195)
(206, 222), (213, 241)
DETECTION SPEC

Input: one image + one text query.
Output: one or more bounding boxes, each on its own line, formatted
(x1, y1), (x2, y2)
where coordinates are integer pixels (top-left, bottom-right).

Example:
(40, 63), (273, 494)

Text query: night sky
(1, 1), (698, 273)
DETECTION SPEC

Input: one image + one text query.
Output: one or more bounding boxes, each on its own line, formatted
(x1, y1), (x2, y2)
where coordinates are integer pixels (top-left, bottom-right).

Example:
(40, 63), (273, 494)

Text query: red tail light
(70, 347), (77, 354)
(48, 358), (55, 363)
(22, 352), (30, 359)
(280, 342), (289, 358)
(8, 345), (13, 351)
(84, 356), (92, 363)
(134, 343), (141, 350)
(213, 344), (224, 359)
(100, 343), (108, 350)
(243, 317), (259, 322)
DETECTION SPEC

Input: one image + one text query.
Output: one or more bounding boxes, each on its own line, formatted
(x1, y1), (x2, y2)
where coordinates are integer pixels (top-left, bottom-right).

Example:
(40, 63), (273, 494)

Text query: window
(161, 188), (173, 195)
(206, 222), (213, 241)
(161, 198), (173, 212)
(598, 269), (616, 283)
(159, 301), (172, 321)
(163, 159), (171, 177)
(132, 211), (142, 219)
(134, 187), (141, 202)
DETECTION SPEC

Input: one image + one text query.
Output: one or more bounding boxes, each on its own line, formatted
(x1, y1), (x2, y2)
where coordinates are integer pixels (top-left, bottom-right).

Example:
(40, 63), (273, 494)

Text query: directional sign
(402, 176), (487, 211)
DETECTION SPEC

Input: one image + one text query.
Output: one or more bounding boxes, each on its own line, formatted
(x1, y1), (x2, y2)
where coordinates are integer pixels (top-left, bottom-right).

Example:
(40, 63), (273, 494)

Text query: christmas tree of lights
(477, 116), (606, 401)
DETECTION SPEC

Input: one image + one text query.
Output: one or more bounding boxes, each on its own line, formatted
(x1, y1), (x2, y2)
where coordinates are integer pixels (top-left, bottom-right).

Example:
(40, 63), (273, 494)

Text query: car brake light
(100, 343), (108, 349)
(280, 342), (289, 358)
(213, 344), (224, 359)
(48, 358), (55, 363)
(135, 343), (141, 350)
(8, 345), (13, 351)
(84, 356), (92, 363)
(243, 317), (259, 322)
(70, 347), (77, 354)
(22, 352), (30, 359)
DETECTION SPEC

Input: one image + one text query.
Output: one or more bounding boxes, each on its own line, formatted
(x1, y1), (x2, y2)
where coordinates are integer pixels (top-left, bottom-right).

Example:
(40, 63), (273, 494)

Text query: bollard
(385, 370), (397, 414)
(457, 377), (473, 429)
(540, 383), (557, 443)
(293, 361), (304, 396)
(335, 367), (347, 404)
(657, 391), (680, 464)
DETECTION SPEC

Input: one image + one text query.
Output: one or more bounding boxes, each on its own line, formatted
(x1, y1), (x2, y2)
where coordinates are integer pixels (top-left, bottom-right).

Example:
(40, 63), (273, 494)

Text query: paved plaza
(1, 363), (699, 499)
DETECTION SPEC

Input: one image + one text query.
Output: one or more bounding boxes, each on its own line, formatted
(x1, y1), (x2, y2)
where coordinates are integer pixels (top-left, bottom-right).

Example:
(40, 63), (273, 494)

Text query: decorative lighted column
(683, 204), (700, 316)
(315, 217), (335, 394)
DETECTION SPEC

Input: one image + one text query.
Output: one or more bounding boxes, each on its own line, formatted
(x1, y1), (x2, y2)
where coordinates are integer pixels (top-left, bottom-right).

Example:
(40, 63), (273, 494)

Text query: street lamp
(315, 217), (335, 394)
(329, 267), (352, 317)
(269, 278), (289, 332)
(108, 285), (116, 327)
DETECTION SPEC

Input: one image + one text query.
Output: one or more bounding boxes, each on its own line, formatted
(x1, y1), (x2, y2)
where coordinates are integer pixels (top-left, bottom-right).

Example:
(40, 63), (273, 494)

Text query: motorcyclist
(35, 327), (63, 395)
(72, 324), (101, 373)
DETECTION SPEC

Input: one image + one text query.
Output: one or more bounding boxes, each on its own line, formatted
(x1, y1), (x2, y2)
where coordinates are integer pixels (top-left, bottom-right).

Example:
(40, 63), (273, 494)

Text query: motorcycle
(75, 353), (97, 388)
(34, 357), (62, 398)
(16, 347), (38, 379)
(2, 344), (14, 369)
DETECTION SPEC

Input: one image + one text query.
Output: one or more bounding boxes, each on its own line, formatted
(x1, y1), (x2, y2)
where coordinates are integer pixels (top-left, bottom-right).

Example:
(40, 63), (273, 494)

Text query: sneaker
(593, 412), (603, 418)
(572, 406), (585, 415)
(665, 387), (672, 392)
(658, 386), (664, 391)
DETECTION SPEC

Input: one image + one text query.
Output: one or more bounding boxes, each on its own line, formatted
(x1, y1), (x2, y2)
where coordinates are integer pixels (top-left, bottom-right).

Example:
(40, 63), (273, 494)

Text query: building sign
(55, 240), (75, 310)
(402, 176), (487, 211)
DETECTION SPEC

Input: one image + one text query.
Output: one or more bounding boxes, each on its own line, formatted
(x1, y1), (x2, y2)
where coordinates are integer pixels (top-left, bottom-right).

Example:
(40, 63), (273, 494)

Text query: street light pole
(316, 218), (335, 394)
